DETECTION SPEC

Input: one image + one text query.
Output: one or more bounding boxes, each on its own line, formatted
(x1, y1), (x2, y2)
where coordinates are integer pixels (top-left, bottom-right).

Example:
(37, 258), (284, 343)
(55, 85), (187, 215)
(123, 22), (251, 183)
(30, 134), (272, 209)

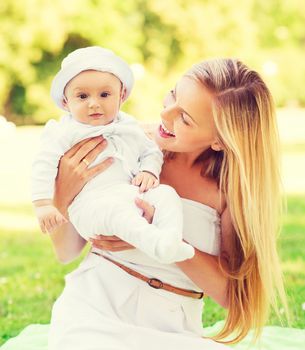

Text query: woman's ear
(211, 140), (223, 152)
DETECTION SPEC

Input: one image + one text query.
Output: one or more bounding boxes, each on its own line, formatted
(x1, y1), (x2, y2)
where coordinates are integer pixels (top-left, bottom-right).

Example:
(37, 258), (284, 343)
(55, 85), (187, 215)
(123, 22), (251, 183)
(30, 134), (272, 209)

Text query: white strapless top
(96, 198), (221, 292)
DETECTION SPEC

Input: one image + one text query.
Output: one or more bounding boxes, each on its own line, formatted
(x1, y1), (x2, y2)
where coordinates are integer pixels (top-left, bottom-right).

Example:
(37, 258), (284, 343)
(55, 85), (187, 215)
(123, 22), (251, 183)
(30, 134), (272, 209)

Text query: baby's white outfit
(31, 112), (194, 263)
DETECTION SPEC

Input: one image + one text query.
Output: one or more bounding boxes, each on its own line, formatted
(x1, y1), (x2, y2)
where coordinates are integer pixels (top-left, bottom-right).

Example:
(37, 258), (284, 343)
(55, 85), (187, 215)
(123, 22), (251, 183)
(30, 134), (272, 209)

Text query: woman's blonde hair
(185, 59), (287, 343)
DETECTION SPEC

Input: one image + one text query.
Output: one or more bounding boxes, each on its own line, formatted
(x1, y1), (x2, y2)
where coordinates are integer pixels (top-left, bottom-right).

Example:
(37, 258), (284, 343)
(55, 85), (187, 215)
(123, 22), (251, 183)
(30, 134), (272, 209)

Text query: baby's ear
(120, 87), (127, 102)
(62, 97), (69, 111)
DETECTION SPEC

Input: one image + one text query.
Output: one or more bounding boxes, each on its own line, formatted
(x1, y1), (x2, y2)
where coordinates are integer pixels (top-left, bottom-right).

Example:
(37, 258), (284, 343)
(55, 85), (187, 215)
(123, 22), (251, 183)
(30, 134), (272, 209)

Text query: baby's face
(63, 70), (123, 126)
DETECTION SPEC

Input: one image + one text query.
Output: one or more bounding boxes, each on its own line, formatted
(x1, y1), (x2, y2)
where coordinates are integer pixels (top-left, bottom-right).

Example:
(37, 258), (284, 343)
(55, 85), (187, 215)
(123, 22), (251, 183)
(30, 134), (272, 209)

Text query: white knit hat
(50, 46), (134, 109)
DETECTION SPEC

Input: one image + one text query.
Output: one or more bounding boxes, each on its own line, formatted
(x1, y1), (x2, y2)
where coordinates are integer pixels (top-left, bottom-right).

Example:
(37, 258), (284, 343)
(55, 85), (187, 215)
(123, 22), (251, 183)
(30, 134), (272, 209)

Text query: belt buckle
(147, 278), (164, 289)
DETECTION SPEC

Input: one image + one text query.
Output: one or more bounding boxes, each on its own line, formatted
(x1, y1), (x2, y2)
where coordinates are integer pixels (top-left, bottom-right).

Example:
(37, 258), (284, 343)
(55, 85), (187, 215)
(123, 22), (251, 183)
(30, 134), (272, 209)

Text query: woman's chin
(154, 134), (175, 151)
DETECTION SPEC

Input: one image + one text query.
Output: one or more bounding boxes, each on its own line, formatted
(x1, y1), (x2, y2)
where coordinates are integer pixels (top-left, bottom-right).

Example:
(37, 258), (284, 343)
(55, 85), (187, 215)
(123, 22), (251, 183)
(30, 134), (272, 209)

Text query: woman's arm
(176, 251), (228, 308)
(49, 136), (113, 264)
(48, 221), (86, 264)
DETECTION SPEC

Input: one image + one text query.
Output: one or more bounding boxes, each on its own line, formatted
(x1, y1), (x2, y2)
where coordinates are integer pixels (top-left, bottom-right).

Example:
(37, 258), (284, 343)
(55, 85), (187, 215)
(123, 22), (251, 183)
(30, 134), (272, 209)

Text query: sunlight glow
(262, 60), (278, 76)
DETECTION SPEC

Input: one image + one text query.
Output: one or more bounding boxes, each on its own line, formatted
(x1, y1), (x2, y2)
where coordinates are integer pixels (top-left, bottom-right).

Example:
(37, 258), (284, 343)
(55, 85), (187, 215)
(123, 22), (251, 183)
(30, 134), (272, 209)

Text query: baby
(31, 46), (194, 263)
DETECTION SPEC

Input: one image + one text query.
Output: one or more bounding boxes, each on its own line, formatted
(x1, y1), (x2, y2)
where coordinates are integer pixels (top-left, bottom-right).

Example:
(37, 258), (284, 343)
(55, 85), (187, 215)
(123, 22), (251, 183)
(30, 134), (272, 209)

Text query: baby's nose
(89, 97), (100, 107)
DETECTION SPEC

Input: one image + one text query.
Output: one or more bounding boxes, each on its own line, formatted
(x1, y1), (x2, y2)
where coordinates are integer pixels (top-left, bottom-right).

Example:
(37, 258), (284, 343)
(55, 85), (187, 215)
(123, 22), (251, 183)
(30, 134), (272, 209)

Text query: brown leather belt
(91, 251), (204, 300)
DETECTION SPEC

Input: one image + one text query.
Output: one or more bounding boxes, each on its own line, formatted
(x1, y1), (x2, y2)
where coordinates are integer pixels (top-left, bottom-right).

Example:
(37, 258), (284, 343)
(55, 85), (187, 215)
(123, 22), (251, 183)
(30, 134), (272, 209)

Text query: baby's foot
(155, 236), (195, 264)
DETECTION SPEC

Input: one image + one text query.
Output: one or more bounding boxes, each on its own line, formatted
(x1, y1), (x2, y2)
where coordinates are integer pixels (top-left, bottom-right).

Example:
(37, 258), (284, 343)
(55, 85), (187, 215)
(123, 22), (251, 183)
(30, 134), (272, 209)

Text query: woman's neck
(161, 151), (224, 214)
(173, 151), (205, 169)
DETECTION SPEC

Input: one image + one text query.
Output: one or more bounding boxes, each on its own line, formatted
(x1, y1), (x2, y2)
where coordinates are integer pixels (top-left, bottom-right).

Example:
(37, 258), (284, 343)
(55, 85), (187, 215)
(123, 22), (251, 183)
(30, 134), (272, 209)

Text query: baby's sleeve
(116, 112), (163, 179)
(138, 132), (163, 180)
(31, 119), (67, 201)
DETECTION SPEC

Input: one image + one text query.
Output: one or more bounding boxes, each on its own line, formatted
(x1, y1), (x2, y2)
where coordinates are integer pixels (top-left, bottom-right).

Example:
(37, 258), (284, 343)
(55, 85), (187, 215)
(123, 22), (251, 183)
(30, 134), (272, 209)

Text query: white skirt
(48, 253), (229, 350)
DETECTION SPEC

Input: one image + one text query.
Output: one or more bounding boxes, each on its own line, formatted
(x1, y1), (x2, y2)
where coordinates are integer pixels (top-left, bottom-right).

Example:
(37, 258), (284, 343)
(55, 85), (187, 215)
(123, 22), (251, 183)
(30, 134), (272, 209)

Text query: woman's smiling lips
(159, 122), (175, 138)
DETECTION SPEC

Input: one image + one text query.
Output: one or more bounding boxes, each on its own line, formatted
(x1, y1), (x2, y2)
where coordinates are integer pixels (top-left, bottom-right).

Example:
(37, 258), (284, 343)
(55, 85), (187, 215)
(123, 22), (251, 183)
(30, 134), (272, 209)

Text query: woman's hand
(135, 197), (155, 224)
(90, 198), (156, 251)
(90, 235), (135, 252)
(54, 136), (113, 214)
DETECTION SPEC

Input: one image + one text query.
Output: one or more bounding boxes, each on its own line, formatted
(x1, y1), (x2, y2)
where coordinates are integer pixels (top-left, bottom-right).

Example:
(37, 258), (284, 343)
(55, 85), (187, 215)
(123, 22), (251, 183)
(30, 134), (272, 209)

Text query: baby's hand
(131, 171), (159, 193)
(34, 205), (68, 233)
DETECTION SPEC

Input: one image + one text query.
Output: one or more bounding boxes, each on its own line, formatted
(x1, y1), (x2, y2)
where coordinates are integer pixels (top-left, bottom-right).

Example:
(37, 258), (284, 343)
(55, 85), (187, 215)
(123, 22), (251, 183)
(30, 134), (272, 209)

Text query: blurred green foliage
(0, 0), (304, 125)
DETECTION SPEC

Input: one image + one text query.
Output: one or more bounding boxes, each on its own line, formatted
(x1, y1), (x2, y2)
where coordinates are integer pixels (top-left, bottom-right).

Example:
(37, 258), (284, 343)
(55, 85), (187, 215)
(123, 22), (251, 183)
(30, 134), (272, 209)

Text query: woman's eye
(101, 92), (110, 98)
(181, 114), (190, 125)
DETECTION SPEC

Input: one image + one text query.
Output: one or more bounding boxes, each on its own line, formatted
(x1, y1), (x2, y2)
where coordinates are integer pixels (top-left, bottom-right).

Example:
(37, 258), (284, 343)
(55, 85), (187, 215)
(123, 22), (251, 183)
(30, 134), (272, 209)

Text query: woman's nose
(161, 104), (176, 121)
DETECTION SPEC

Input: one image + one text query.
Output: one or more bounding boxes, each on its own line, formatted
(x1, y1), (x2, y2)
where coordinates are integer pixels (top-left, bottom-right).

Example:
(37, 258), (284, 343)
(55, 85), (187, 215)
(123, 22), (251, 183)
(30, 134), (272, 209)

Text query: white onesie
(31, 112), (194, 263)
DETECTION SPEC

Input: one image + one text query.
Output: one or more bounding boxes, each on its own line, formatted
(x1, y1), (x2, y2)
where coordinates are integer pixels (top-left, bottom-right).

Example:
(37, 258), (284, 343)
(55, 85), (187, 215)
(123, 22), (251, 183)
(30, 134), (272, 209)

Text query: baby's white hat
(50, 46), (134, 110)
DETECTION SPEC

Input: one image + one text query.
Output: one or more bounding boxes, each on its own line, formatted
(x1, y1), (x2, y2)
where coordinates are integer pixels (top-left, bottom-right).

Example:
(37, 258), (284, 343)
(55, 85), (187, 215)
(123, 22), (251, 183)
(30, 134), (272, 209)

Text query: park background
(0, 0), (304, 345)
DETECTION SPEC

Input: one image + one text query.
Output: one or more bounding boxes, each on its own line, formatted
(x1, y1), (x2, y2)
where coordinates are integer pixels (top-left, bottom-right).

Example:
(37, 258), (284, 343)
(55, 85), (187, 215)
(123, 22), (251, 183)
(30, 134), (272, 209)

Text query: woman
(47, 58), (286, 349)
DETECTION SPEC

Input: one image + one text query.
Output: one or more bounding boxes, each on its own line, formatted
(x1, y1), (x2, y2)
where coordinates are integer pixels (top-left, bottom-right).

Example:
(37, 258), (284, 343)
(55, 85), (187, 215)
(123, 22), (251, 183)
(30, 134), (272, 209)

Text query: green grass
(0, 196), (305, 345)
(0, 216), (89, 345)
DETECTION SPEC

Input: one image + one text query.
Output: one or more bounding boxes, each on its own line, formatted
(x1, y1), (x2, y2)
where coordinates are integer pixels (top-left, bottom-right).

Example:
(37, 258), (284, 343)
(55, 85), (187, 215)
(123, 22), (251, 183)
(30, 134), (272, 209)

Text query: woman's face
(155, 76), (219, 154)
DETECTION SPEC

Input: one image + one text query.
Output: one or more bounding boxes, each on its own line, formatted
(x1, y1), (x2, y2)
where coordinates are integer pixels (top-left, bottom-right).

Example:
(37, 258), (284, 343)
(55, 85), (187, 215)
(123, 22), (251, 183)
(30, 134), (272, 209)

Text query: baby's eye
(101, 92), (110, 98)
(78, 94), (87, 99)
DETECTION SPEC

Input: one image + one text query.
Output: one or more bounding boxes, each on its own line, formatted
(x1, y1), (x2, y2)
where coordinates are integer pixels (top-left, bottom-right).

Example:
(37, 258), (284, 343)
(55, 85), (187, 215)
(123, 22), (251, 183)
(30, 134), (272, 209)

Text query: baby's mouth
(89, 113), (103, 118)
